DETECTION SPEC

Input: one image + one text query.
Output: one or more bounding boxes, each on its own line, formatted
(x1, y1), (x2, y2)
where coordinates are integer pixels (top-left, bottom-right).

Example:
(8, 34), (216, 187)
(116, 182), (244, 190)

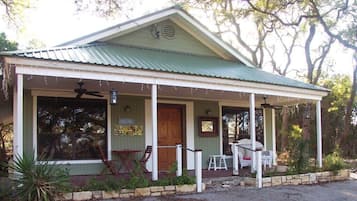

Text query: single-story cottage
(0, 6), (328, 180)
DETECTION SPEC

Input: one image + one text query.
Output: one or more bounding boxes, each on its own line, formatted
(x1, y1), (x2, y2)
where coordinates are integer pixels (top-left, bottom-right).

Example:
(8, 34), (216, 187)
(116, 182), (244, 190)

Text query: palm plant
(7, 154), (70, 201)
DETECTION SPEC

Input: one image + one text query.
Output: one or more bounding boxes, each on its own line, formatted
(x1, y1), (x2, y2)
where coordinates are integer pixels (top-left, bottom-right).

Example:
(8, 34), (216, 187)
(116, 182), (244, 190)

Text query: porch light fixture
(110, 89), (118, 105)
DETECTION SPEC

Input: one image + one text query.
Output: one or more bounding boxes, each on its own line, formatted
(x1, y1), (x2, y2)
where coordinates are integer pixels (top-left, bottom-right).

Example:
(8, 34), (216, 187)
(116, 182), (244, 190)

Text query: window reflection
(37, 97), (107, 161)
(222, 107), (264, 155)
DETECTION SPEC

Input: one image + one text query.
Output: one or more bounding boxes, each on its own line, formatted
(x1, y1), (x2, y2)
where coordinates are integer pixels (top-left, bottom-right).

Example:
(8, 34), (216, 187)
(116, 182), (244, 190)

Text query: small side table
(208, 155), (228, 171)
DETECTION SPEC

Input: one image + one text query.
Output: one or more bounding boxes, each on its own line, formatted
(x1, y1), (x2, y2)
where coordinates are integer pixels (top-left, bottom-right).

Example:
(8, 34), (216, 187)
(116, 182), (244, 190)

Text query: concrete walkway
(109, 180), (357, 201)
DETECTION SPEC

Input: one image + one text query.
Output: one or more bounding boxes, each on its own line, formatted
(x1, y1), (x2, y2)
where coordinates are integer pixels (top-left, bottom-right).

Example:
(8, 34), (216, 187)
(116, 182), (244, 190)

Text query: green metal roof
(2, 43), (327, 91)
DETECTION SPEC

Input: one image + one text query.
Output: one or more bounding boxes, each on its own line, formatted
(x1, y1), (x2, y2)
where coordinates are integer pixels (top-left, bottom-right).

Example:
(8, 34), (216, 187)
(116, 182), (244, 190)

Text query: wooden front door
(158, 104), (185, 171)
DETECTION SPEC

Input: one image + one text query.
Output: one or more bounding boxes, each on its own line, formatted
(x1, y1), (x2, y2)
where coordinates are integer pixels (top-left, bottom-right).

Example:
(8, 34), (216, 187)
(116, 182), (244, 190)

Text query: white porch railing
(176, 144), (182, 176)
(158, 144), (202, 192)
(232, 142), (263, 188)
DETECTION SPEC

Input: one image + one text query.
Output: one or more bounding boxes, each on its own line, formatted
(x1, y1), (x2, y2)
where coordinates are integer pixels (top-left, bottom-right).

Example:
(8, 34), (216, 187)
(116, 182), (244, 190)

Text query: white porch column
(249, 93), (256, 172)
(13, 73), (24, 159)
(316, 100), (322, 168)
(263, 108), (267, 151)
(272, 108), (277, 166)
(151, 84), (158, 181)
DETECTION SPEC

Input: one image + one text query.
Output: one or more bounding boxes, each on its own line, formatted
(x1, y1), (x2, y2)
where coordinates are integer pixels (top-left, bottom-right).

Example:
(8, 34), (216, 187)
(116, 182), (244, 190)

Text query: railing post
(256, 150), (262, 188)
(195, 149), (202, 192)
(232, 143), (239, 176)
(176, 144), (182, 177)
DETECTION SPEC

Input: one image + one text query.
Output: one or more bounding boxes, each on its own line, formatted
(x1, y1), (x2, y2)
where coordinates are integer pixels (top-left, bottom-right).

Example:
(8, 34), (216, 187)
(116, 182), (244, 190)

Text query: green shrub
(173, 169), (195, 185)
(287, 125), (310, 173)
(151, 178), (170, 186)
(105, 177), (123, 191)
(6, 154), (70, 201)
(126, 160), (149, 189)
(324, 147), (346, 174)
(82, 177), (123, 191)
(0, 177), (13, 201)
(150, 164), (195, 186)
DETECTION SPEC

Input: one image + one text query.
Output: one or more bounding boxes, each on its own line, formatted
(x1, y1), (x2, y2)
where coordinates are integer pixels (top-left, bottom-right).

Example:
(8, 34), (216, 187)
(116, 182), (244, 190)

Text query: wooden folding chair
(97, 145), (119, 176)
(139, 146), (152, 173)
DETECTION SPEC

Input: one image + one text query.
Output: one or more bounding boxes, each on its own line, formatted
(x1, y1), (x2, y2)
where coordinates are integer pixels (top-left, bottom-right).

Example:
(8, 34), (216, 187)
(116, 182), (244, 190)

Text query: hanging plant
(1, 62), (13, 100)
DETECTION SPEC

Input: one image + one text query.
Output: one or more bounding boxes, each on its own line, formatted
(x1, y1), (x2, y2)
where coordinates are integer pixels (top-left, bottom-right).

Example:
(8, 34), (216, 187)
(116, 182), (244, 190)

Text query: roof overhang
(59, 6), (254, 66)
(3, 56), (328, 101)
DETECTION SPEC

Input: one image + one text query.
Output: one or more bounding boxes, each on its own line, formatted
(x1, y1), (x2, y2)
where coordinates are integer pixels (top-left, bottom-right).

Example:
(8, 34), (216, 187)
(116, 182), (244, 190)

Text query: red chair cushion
(243, 156), (251, 160)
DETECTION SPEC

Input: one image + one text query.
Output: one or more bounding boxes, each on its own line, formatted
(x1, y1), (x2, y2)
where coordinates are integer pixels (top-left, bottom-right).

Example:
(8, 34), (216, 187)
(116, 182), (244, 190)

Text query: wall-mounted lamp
(205, 109), (212, 116)
(124, 105), (131, 112)
(110, 89), (118, 105)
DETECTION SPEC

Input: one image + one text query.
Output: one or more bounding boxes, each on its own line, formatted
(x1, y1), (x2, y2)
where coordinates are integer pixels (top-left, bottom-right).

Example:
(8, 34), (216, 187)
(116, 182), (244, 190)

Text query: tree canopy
(0, 32), (17, 51)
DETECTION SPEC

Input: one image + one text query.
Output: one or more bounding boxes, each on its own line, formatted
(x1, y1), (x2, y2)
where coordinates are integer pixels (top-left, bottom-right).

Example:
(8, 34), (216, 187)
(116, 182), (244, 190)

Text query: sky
(0, 0), (354, 77)
(1, 0), (173, 47)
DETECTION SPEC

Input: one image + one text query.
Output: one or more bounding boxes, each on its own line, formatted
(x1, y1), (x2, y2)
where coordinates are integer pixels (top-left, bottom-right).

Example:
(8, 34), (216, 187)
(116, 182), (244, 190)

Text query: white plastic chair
(237, 151), (251, 169)
(262, 150), (273, 169)
(232, 139), (264, 169)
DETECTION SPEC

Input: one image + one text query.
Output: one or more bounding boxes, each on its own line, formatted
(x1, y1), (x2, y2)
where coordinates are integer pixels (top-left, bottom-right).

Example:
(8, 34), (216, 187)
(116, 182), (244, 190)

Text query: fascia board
(6, 57), (328, 100)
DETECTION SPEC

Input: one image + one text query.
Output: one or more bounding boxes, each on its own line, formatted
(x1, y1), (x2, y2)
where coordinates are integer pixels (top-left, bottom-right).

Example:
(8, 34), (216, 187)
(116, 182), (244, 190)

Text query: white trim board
(31, 90), (112, 164)
(9, 59), (328, 100)
(145, 99), (194, 170)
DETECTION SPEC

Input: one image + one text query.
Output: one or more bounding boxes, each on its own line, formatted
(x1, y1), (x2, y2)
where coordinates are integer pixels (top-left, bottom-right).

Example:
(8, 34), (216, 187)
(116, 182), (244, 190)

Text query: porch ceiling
(24, 75), (310, 106)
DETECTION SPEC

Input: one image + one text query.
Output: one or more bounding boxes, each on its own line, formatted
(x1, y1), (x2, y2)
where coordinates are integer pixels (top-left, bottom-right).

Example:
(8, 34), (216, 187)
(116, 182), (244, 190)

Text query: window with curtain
(222, 107), (264, 155)
(37, 96), (107, 161)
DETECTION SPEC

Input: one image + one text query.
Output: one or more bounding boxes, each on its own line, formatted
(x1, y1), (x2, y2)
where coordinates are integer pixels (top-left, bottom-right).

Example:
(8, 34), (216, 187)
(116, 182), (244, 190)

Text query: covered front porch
(8, 60), (325, 179)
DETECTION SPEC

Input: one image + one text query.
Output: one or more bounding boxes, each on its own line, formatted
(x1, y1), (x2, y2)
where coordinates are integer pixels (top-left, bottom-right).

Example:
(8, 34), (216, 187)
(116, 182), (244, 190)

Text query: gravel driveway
(107, 180), (357, 201)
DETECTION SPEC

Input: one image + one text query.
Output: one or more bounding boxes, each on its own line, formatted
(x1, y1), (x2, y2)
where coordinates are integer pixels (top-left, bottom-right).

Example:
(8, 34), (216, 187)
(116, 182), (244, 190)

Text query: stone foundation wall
(56, 184), (203, 201)
(243, 169), (351, 187)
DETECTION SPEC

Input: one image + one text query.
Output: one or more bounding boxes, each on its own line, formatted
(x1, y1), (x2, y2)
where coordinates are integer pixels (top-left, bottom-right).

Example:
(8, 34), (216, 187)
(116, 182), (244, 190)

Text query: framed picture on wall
(198, 117), (218, 137)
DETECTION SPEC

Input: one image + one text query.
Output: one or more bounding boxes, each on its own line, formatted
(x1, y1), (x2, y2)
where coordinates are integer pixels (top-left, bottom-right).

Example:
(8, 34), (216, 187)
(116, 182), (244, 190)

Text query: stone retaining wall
(56, 184), (203, 201)
(243, 169), (351, 187)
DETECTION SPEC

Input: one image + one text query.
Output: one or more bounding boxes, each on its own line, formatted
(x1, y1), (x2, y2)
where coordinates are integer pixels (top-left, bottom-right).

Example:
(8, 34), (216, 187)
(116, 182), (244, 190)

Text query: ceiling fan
(74, 81), (103, 98)
(261, 96), (282, 109)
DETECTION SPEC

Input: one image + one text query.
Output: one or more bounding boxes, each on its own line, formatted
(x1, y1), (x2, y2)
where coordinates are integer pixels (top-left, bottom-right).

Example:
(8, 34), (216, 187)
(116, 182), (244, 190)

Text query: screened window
(222, 107), (264, 155)
(37, 97), (107, 161)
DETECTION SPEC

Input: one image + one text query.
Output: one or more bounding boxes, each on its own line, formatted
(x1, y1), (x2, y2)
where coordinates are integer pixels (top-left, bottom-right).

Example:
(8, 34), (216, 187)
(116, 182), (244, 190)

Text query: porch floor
(70, 168), (252, 187)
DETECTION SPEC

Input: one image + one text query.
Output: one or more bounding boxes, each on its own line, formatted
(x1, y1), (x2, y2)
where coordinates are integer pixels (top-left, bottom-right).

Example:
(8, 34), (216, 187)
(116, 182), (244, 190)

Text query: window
(37, 97), (107, 161)
(222, 107), (264, 155)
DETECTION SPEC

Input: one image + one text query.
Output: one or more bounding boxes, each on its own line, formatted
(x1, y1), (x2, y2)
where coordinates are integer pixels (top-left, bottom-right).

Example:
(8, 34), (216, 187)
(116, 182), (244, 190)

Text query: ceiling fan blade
(85, 92), (104, 97)
(273, 105), (283, 109)
(261, 103), (273, 108)
(76, 93), (83, 99)
(86, 91), (100, 94)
